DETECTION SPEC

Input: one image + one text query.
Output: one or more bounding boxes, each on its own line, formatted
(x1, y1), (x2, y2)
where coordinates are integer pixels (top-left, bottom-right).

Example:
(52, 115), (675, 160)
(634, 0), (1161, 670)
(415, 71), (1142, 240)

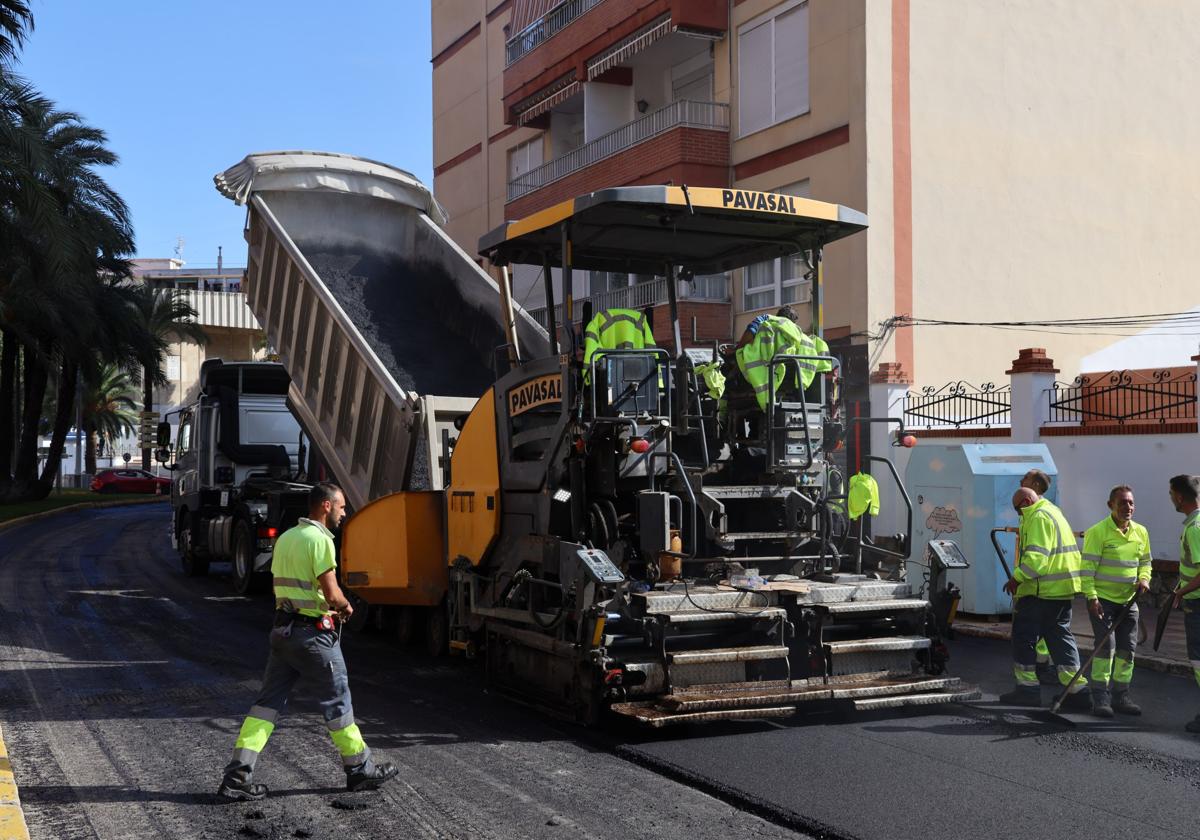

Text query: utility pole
(74, 372), (83, 489)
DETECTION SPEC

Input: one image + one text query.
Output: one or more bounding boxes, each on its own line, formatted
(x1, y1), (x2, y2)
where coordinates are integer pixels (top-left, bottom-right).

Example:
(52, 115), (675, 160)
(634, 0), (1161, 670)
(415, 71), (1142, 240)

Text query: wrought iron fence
(902, 381), (1012, 428)
(1046, 369), (1197, 424)
(506, 0), (606, 65)
(507, 100), (730, 201)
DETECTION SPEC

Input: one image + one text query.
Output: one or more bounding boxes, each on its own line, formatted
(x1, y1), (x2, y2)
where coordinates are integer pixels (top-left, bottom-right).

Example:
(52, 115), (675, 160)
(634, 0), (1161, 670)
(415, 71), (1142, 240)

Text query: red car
(90, 469), (172, 495)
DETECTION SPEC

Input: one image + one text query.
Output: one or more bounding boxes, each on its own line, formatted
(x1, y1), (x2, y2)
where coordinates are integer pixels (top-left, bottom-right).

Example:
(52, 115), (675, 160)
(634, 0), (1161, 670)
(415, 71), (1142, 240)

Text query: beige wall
(433, 1), (543, 267)
(154, 327), (261, 409)
(902, 0), (1200, 386)
(729, 0), (869, 342)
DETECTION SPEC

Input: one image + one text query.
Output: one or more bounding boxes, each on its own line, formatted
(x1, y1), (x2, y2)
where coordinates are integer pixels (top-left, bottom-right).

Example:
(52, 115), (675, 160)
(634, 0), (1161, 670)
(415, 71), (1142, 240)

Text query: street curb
(955, 622), (1195, 679)
(0, 723), (30, 840)
(0, 497), (169, 534)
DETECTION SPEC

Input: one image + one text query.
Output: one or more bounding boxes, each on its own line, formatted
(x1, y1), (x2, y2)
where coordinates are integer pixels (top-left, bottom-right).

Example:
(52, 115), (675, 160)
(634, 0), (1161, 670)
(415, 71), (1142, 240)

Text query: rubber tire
(395, 606), (419, 647)
(231, 521), (268, 596)
(425, 601), (449, 658)
(179, 514), (209, 577)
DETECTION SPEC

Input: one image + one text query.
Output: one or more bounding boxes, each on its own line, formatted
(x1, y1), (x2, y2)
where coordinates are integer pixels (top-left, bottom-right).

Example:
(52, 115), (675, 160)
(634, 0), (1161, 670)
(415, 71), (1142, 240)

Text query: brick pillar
(868, 363), (911, 537)
(1007, 348), (1058, 442)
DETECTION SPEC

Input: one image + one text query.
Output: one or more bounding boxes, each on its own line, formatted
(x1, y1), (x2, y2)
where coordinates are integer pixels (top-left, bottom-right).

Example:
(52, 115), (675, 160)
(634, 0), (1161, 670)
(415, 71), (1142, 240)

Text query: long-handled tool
(1037, 594), (1139, 725)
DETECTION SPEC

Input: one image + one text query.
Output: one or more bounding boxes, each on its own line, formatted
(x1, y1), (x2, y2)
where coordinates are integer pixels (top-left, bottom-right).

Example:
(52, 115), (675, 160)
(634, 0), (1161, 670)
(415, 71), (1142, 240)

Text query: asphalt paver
(0, 505), (805, 840)
(5, 505), (1200, 840)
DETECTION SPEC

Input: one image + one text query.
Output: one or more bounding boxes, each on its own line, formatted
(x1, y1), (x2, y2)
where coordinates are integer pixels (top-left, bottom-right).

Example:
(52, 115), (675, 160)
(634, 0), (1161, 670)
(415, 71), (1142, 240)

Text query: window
(507, 136), (544, 185)
(741, 180), (813, 312)
(176, 415), (192, 457)
(588, 271), (630, 296)
(738, 0), (809, 136)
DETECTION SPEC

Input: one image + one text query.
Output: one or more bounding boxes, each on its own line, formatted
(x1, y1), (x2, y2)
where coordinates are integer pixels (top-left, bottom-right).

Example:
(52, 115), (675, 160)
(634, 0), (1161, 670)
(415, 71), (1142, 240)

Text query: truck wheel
(232, 521), (268, 596)
(425, 601), (449, 657)
(179, 515), (209, 577)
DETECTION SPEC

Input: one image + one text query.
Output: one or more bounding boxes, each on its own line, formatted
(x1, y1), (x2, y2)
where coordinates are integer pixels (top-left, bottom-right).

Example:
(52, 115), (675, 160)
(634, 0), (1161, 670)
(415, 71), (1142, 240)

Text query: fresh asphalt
(2, 505), (1198, 840)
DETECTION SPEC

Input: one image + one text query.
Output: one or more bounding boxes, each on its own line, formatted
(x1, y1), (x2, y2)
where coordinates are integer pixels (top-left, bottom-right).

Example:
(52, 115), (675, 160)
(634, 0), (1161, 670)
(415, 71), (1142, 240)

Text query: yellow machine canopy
(478, 185), (867, 274)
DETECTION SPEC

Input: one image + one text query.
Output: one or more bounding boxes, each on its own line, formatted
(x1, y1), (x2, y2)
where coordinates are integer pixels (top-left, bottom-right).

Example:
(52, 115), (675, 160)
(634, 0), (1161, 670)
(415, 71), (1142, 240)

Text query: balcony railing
(179, 289), (260, 331)
(507, 99), (730, 201)
(506, 0), (606, 66)
(526, 276), (729, 331)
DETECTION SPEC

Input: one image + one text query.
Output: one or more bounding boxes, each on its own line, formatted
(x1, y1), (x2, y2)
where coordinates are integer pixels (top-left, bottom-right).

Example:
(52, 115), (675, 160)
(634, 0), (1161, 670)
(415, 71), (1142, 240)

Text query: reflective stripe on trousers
(223, 622), (373, 784)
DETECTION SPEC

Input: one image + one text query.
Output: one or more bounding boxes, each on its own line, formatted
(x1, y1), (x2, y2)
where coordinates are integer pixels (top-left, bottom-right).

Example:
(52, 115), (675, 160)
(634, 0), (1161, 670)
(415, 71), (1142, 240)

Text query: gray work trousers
(1012, 596), (1088, 694)
(1086, 597), (1139, 701)
(223, 619), (373, 784)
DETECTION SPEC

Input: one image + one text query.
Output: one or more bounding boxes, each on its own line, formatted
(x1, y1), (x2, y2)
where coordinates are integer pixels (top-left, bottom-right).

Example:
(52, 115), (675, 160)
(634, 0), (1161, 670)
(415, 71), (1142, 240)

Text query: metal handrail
(507, 100), (730, 200)
(505, 0), (606, 66)
(527, 275), (729, 329)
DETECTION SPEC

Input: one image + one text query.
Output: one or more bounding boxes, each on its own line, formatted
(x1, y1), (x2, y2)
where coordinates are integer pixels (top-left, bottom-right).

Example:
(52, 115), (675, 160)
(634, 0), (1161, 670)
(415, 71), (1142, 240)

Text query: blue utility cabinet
(904, 444), (1057, 615)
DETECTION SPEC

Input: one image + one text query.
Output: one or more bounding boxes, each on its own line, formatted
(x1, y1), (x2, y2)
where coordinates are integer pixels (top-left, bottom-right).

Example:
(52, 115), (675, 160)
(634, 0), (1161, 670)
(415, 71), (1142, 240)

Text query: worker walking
(1080, 485), (1151, 717)
(1000, 487), (1091, 709)
(217, 482), (398, 800)
(1168, 474), (1200, 734)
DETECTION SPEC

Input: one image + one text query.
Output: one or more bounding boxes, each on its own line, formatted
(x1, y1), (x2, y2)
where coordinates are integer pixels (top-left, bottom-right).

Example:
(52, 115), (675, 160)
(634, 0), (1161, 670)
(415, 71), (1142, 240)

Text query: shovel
(1035, 594), (1139, 726)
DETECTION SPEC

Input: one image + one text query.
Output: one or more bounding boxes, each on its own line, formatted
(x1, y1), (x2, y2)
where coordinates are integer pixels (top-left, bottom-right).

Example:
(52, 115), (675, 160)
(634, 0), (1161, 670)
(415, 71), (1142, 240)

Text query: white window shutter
(773, 4), (808, 120)
(738, 21), (772, 135)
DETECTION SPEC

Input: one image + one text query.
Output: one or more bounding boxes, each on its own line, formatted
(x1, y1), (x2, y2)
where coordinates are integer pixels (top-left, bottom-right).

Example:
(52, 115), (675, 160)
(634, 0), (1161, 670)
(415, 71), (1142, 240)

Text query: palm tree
(128, 286), (207, 470)
(0, 1), (32, 65)
(81, 363), (137, 474)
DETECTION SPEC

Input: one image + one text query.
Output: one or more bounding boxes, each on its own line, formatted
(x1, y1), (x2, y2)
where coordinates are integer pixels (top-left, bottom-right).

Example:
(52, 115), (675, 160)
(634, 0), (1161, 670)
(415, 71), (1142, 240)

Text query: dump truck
(216, 151), (979, 726)
(162, 359), (312, 595)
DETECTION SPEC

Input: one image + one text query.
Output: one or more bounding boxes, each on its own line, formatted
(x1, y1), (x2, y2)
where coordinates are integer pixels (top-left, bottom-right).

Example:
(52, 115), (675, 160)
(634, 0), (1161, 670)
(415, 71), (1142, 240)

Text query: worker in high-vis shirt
(1021, 469), (1059, 686)
(1168, 474), (1200, 734)
(1000, 487), (1091, 709)
(1080, 485), (1151, 717)
(735, 306), (818, 411)
(582, 307), (656, 384)
(218, 482), (398, 801)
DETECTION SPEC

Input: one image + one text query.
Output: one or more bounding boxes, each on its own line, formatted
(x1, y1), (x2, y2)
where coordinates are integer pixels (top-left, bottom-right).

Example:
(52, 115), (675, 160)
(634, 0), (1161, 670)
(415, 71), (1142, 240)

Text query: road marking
(0, 723), (31, 840)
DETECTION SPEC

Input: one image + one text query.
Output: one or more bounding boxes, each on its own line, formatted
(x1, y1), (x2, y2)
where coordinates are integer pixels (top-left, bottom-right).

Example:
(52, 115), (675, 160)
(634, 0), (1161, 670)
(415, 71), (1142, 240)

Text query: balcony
(179, 289), (260, 331)
(508, 99), (728, 204)
(506, 0), (606, 66)
(527, 274), (729, 331)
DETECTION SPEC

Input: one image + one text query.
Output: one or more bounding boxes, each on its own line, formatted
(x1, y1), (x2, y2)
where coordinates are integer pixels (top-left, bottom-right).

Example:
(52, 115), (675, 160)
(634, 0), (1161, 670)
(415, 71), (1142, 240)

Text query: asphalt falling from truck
(302, 248), (506, 399)
(301, 248), (509, 490)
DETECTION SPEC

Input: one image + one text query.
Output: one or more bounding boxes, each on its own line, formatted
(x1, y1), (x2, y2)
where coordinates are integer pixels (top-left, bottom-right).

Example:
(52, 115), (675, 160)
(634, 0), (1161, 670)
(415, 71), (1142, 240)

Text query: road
(2, 505), (1199, 840)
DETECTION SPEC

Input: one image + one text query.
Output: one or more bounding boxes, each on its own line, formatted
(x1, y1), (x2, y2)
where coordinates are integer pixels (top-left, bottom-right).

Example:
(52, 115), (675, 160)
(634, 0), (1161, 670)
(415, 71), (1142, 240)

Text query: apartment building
(131, 258), (264, 417)
(433, 0), (1200, 390)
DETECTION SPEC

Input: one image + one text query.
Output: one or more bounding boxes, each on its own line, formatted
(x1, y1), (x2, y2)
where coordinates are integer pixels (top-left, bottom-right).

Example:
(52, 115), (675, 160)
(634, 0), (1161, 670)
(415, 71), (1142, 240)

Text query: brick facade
(505, 126), (729, 218)
(503, 0), (725, 122)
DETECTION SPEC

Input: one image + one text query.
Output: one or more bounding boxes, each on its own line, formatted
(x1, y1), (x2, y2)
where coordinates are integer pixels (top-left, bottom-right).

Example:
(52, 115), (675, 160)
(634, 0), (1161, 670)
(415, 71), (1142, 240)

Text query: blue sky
(20, 1), (432, 266)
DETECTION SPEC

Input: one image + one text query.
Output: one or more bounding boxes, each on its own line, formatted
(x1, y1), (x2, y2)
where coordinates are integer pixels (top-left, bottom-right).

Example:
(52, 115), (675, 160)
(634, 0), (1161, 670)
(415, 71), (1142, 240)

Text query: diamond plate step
(830, 676), (962, 699)
(661, 606), (787, 624)
(669, 645), (789, 666)
(851, 687), (982, 710)
(609, 702), (799, 727)
(825, 636), (931, 655)
(722, 531), (800, 541)
(703, 485), (791, 499)
(636, 588), (770, 614)
(819, 599), (929, 615)
(852, 581), (911, 601)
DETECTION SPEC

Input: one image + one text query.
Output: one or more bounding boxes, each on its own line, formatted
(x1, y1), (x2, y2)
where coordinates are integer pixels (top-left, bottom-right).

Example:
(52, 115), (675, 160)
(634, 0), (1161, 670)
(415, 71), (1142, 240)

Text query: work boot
(1060, 690), (1093, 713)
(216, 777), (268, 801)
(346, 761), (398, 792)
(1035, 662), (1058, 686)
(1111, 692), (1142, 716)
(1185, 716), (1200, 735)
(998, 687), (1041, 707)
(1090, 687), (1113, 717)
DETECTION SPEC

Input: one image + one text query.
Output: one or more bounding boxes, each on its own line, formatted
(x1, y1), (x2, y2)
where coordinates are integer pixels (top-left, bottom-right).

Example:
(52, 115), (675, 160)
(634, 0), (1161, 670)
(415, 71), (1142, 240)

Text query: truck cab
(166, 359), (312, 594)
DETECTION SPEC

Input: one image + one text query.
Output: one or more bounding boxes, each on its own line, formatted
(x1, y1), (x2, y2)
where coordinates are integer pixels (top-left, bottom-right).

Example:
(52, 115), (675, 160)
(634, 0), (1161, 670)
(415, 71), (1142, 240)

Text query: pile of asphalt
(303, 249), (504, 399)
(303, 248), (507, 490)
